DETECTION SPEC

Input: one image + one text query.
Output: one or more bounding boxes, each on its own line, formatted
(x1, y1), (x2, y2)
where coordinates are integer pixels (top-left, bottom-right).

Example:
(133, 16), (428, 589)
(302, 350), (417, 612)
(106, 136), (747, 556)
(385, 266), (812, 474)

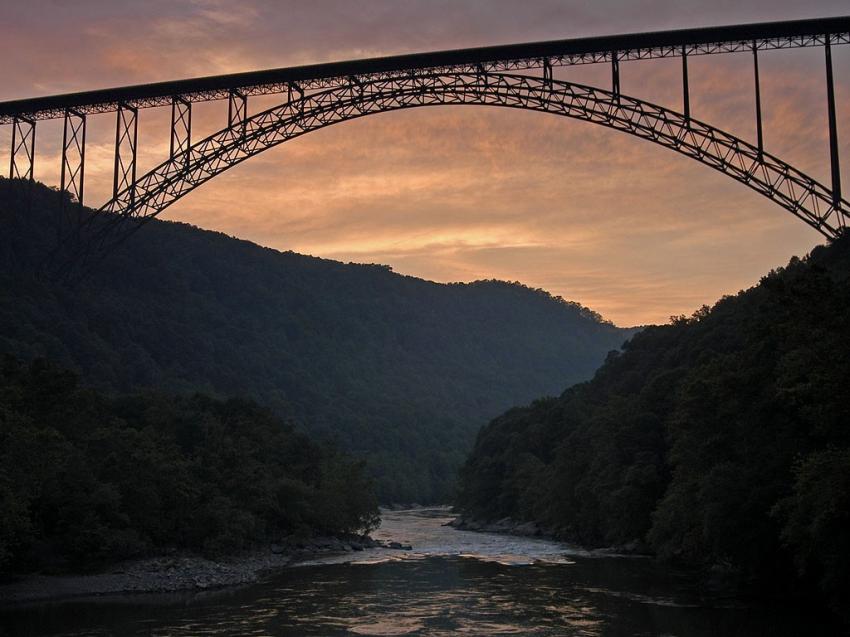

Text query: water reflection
(0, 508), (841, 636)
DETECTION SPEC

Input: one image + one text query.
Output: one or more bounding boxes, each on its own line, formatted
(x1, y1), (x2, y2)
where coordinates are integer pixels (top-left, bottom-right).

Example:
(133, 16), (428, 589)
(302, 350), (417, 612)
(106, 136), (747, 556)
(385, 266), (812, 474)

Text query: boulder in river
(387, 541), (413, 550)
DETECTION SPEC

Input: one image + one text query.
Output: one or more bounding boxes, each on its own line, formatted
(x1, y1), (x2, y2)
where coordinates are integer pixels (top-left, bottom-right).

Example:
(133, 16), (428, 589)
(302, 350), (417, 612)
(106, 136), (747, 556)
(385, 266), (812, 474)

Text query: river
(0, 507), (841, 636)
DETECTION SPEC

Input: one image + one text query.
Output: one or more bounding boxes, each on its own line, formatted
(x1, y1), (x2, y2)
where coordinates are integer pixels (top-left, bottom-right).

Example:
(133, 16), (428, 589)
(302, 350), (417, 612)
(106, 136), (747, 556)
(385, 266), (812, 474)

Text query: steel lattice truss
(1, 16), (848, 271)
(1, 18), (847, 123)
(84, 71), (846, 258)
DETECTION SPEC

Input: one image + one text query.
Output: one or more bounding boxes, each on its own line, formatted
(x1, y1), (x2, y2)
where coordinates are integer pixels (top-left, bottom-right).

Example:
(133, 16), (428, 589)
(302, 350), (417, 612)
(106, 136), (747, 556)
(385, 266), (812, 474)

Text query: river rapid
(0, 507), (841, 636)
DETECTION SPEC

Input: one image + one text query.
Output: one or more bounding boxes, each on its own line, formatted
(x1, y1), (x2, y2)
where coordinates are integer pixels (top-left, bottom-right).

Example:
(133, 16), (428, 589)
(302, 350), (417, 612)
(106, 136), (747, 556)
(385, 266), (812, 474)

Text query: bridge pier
(752, 42), (764, 159)
(60, 108), (86, 208)
(170, 96), (192, 163)
(113, 104), (138, 206)
(287, 82), (303, 102)
(228, 89), (247, 136)
(611, 51), (620, 103)
(825, 36), (842, 212)
(681, 46), (690, 121)
(543, 58), (553, 88)
(9, 116), (35, 182)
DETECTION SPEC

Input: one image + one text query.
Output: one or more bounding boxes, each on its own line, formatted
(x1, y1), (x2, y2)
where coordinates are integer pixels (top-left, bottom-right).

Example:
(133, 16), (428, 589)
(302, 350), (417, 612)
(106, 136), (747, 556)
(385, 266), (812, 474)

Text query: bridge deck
(1, 15), (849, 123)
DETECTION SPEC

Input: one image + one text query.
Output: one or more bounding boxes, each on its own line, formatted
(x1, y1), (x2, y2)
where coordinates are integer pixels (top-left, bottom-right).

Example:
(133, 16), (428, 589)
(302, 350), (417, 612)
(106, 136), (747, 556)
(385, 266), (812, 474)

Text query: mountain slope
(0, 179), (633, 502)
(0, 356), (380, 573)
(457, 234), (850, 610)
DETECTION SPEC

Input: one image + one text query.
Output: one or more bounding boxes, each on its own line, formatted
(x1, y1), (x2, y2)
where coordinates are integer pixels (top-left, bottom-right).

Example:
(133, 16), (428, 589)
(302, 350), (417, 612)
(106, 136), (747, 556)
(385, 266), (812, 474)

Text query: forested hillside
(458, 234), (850, 612)
(0, 356), (379, 574)
(0, 179), (632, 503)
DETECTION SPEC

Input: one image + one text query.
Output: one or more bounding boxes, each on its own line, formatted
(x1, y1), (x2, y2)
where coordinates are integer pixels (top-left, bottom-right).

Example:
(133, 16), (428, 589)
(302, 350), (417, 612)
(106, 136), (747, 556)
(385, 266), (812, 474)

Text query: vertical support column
(287, 82), (304, 102)
(170, 96), (192, 162)
(752, 41), (764, 159)
(228, 89), (247, 135)
(681, 45), (690, 121)
(348, 75), (365, 98)
(475, 64), (489, 93)
(60, 108), (86, 207)
(543, 57), (553, 89)
(611, 50), (620, 103)
(9, 116), (36, 181)
(113, 103), (138, 206)
(4, 117), (35, 270)
(825, 35), (842, 210)
(287, 82), (304, 113)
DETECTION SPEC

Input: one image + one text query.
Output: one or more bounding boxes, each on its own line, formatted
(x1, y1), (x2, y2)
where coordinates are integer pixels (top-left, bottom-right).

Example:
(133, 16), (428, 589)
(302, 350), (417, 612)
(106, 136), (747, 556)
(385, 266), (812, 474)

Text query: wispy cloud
(1, 0), (847, 325)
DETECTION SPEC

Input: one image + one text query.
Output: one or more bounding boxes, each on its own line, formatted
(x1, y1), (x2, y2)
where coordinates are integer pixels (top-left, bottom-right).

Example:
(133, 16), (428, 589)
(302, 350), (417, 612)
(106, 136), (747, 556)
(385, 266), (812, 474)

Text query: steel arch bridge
(1, 16), (849, 267)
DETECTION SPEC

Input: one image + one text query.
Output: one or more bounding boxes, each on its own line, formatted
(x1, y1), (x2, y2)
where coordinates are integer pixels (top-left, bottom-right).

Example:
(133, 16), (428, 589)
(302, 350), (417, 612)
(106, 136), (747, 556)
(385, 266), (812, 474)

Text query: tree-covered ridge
(0, 179), (633, 503)
(457, 234), (850, 611)
(0, 356), (379, 574)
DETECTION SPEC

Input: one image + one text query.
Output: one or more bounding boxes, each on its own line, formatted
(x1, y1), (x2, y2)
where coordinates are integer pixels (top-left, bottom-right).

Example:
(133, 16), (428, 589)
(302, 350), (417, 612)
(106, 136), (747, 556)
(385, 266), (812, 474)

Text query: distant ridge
(0, 178), (635, 502)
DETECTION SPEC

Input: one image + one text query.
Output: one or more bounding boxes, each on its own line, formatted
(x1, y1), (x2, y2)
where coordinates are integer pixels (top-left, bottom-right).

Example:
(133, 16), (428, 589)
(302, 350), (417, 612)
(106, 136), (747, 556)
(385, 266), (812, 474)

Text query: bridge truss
(1, 16), (849, 270)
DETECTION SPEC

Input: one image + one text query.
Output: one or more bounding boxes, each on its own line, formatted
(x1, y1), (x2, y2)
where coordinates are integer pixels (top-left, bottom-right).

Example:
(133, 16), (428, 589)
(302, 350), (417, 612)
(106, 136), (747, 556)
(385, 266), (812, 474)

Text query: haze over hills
(0, 179), (635, 503)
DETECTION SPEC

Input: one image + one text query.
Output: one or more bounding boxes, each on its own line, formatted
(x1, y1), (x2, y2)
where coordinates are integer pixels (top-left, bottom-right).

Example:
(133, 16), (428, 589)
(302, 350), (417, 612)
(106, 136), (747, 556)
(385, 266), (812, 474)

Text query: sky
(1, 0), (848, 326)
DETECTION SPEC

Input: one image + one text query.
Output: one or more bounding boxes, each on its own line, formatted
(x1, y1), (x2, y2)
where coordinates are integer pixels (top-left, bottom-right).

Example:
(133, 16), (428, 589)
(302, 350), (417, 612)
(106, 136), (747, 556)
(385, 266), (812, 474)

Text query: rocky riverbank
(447, 514), (548, 537)
(447, 514), (650, 554)
(0, 534), (409, 604)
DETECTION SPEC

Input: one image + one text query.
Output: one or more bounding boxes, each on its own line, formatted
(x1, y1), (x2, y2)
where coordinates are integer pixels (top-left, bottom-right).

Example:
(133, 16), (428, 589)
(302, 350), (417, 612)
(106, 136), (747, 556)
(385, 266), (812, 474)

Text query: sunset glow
(2, 0), (848, 325)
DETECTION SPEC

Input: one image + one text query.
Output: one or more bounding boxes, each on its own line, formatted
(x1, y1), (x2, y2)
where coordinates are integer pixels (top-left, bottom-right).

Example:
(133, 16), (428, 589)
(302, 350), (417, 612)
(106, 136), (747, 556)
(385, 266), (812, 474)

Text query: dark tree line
(0, 356), (379, 574)
(0, 178), (632, 503)
(458, 234), (850, 614)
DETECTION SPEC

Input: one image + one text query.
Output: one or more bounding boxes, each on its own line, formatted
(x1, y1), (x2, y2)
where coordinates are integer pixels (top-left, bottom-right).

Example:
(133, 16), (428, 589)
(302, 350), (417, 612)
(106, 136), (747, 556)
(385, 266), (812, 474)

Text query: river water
(1, 507), (841, 636)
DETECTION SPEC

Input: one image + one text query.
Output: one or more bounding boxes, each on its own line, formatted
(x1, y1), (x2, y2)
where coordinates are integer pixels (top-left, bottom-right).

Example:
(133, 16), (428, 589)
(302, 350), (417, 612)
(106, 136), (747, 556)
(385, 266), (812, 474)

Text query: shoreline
(0, 510), (646, 606)
(0, 535), (403, 606)
(446, 513), (812, 603)
(447, 513), (651, 555)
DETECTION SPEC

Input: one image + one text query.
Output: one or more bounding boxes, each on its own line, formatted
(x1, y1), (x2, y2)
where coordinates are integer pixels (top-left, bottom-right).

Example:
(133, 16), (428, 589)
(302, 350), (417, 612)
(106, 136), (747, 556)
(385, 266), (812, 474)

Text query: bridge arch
(91, 71), (848, 249)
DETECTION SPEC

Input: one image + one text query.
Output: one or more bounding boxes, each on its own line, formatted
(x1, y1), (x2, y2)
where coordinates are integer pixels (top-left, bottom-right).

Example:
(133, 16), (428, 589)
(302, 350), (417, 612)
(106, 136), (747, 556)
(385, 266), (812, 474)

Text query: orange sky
(1, 1), (848, 325)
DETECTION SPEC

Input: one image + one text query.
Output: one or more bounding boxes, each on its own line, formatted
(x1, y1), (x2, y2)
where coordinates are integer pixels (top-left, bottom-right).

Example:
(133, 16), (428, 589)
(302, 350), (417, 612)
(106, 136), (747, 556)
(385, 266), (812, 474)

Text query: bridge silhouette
(1, 16), (849, 268)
